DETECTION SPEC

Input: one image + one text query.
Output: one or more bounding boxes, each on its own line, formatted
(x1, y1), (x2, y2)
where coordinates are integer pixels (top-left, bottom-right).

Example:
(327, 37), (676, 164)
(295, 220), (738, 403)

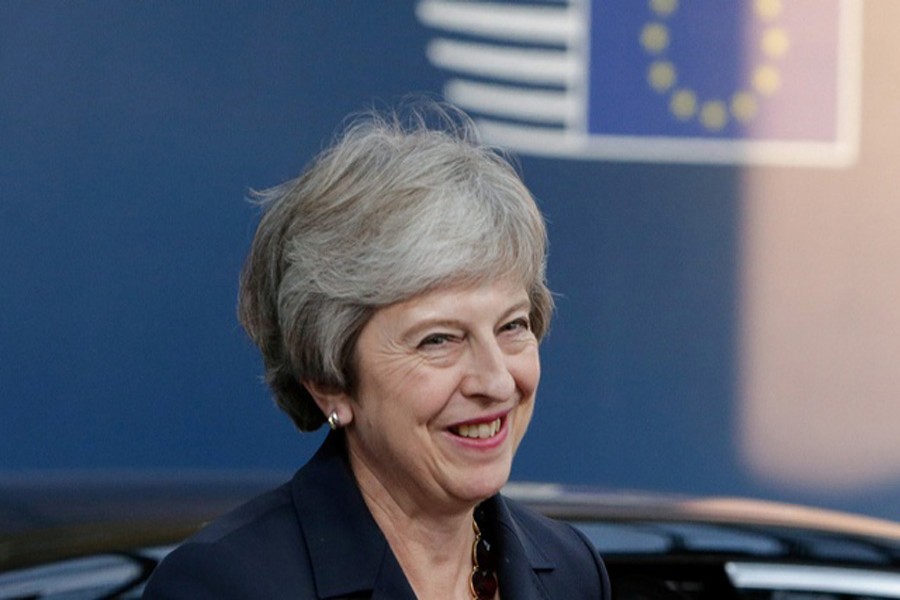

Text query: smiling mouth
(452, 418), (502, 440)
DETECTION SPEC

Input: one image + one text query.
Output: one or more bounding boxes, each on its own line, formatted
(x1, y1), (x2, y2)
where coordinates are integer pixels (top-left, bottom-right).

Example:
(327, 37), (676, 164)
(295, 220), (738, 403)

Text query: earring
(327, 410), (342, 431)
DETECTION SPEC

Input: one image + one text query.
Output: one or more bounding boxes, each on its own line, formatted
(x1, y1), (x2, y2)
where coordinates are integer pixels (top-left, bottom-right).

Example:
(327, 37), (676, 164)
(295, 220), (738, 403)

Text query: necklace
(469, 511), (498, 600)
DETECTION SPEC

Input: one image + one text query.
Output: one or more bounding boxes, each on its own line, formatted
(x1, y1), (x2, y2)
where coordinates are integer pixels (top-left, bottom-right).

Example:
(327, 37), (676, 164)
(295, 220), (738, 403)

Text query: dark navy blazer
(143, 433), (610, 599)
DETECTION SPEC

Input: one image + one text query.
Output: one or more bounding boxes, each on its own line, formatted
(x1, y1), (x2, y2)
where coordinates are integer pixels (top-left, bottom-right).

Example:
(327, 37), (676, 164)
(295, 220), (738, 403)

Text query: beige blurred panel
(739, 1), (900, 491)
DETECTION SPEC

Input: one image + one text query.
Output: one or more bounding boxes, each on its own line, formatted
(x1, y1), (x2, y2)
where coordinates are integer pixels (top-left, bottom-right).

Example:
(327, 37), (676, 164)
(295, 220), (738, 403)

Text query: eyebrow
(401, 298), (533, 341)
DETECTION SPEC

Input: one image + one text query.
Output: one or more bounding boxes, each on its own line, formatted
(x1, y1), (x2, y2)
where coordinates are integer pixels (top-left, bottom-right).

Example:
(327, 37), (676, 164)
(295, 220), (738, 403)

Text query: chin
(460, 464), (512, 503)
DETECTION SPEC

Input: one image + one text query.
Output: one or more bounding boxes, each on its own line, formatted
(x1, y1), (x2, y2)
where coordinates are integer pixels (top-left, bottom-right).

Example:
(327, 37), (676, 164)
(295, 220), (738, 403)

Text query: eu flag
(588, 0), (846, 143)
(418, 0), (858, 164)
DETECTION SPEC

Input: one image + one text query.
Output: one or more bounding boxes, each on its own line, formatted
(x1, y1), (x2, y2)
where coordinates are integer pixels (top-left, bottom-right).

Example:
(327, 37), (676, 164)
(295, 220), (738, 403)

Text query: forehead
(375, 279), (530, 325)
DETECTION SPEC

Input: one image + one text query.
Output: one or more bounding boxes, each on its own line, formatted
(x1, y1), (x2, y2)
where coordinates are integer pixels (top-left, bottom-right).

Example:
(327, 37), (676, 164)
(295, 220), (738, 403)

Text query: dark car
(2, 474), (900, 599)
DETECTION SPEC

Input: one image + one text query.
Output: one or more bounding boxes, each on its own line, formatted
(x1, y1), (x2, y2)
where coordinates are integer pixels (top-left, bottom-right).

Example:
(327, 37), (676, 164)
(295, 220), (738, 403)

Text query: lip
(445, 411), (510, 449)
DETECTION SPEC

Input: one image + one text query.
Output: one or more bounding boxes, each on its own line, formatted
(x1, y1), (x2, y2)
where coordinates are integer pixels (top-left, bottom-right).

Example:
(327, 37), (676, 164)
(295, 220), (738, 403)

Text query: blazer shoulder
(188, 481), (296, 544)
(142, 481), (317, 599)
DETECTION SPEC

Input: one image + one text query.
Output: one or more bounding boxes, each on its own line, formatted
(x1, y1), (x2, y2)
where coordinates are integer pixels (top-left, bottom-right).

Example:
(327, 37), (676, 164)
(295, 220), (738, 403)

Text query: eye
(500, 317), (531, 333)
(417, 332), (454, 348)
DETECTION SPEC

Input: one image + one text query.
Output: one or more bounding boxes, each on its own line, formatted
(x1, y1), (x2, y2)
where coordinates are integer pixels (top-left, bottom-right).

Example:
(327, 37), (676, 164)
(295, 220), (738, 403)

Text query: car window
(0, 546), (176, 600)
(727, 562), (900, 599)
(573, 520), (784, 556)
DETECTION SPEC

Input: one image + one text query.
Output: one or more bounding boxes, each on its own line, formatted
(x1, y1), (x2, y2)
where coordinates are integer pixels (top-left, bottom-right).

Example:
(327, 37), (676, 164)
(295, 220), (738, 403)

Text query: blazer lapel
(290, 432), (417, 600)
(489, 495), (556, 600)
(368, 550), (418, 600)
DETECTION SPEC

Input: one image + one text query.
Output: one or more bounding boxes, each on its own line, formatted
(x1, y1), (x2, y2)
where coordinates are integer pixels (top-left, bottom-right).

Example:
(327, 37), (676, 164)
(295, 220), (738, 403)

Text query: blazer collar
(291, 433), (556, 599)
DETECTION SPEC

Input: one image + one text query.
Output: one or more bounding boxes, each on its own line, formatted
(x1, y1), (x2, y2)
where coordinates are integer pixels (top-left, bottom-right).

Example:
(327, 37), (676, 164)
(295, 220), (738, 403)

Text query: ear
(303, 379), (355, 428)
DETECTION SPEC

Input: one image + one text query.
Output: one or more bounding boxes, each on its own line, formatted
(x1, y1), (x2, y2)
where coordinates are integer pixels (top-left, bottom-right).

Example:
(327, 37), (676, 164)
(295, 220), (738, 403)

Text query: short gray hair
(238, 103), (553, 431)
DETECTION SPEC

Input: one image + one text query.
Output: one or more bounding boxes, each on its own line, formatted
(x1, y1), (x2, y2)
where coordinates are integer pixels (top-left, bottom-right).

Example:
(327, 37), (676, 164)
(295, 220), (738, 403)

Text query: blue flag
(589, 0), (843, 142)
(418, 0), (860, 165)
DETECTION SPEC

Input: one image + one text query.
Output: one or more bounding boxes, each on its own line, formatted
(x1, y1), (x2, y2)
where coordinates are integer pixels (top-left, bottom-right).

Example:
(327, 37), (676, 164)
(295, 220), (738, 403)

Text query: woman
(143, 104), (609, 599)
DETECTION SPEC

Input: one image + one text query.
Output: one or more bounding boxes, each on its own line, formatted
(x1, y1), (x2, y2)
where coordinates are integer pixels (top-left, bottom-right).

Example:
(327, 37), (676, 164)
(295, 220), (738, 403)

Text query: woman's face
(339, 278), (540, 515)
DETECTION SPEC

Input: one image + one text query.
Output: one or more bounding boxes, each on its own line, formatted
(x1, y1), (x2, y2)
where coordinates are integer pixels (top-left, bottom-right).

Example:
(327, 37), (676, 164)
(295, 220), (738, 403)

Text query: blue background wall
(3, 1), (899, 521)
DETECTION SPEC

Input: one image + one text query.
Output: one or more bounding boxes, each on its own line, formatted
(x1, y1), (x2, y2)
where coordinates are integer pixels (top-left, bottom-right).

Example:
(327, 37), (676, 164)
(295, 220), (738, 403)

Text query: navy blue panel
(0, 2), (896, 523)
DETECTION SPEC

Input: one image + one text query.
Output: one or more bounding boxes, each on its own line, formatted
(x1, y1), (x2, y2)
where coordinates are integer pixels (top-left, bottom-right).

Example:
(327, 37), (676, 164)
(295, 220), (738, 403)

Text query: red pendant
(471, 568), (498, 599)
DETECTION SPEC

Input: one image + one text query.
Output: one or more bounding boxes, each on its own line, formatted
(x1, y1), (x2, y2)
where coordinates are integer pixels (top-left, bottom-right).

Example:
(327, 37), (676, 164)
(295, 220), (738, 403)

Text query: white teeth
(455, 418), (501, 439)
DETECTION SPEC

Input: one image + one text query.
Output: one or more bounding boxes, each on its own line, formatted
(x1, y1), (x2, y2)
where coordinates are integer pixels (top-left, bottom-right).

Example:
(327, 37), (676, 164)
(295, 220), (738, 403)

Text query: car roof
(502, 482), (900, 540)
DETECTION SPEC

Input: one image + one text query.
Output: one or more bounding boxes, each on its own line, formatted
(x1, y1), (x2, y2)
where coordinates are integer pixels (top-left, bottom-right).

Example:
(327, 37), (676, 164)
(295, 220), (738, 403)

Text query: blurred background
(3, 0), (899, 521)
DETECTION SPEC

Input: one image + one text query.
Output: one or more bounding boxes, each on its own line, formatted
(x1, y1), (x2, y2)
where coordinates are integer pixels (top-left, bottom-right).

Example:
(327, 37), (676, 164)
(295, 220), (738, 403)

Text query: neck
(349, 447), (479, 599)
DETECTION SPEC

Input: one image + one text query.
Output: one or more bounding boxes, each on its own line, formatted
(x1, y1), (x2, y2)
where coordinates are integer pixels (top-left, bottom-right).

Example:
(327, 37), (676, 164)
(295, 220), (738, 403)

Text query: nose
(459, 337), (517, 401)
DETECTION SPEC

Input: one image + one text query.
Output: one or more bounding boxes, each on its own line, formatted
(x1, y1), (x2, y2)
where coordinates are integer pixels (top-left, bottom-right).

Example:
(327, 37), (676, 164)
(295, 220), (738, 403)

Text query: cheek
(515, 348), (541, 394)
(510, 351), (540, 444)
(510, 391), (536, 454)
(378, 366), (460, 424)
